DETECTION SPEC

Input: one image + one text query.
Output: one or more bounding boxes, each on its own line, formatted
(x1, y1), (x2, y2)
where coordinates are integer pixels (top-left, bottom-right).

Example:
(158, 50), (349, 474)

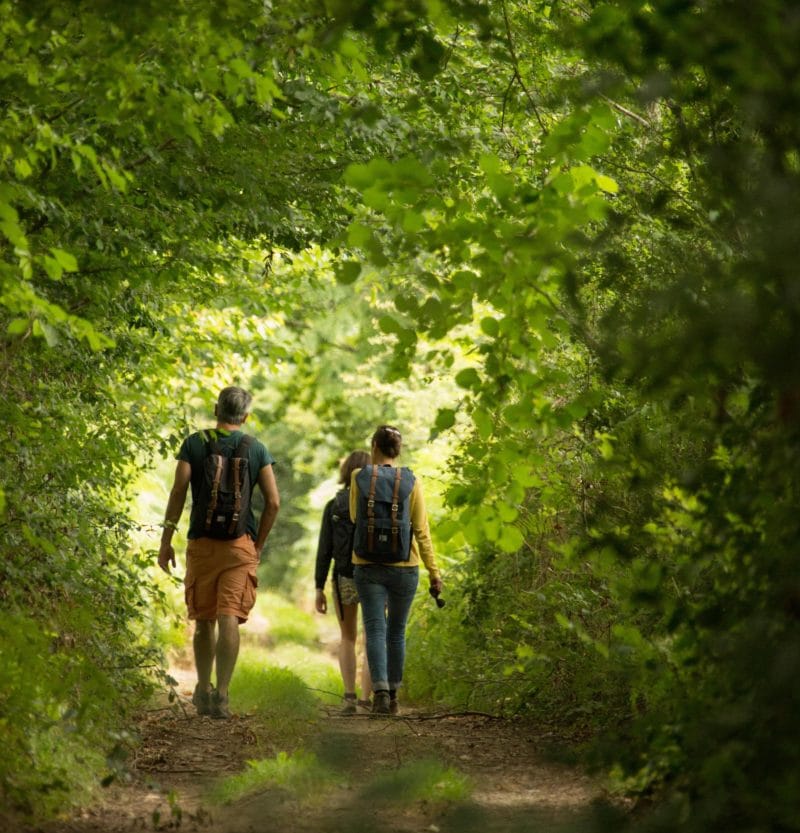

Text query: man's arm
(158, 461), (191, 574)
(254, 464), (280, 555)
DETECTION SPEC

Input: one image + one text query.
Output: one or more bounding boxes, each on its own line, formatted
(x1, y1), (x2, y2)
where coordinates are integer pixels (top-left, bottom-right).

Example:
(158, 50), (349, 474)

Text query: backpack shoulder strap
(234, 434), (253, 458)
(355, 465), (371, 487)
(202, 429), (223, 455)
(391, 466), (403, 554)
(367, 466), (379, 553)
(398, 467), (416, 499)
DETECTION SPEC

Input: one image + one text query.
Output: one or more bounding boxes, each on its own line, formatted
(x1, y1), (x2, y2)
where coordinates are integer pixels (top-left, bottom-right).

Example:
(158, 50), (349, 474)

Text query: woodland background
(1, 0), (799, 830)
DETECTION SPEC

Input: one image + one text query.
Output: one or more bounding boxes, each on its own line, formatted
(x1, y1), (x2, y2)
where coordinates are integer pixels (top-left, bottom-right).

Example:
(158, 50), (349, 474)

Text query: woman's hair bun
(372, 425), (402, 458)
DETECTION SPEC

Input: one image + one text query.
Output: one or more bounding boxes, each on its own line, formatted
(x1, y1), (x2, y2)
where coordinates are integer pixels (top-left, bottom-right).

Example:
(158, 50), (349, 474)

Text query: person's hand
(315, 589), (327, 614)
(158, 542), (176, 574)
(430, 575), (443, 595)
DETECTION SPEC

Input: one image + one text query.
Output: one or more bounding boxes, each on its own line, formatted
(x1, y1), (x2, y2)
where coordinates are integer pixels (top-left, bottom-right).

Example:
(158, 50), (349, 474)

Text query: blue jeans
(353, 565), (419, 692)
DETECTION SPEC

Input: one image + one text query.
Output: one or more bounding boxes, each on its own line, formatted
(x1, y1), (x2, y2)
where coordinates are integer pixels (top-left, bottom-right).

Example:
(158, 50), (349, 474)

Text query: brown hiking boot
(192, 685), (213, 716)
(372, 691), (391, 715)
(210, 690), (231, 720)
(340, 695), (357, 715)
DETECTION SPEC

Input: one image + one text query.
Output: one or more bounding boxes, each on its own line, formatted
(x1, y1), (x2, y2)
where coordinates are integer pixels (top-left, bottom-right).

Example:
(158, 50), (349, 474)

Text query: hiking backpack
(196, 431), (253, 540)
(353, 465), (416, 562)
(330, 488), (356, 578)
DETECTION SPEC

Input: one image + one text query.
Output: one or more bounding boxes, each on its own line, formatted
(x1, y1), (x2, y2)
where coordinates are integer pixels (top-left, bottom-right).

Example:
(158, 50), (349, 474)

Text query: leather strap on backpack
(228, 456), (242, 535)
(205, 454), (224, 531)
(367, 465), (379, 552)
(391, 466), (402, 554)
(227, 436), (252, 535)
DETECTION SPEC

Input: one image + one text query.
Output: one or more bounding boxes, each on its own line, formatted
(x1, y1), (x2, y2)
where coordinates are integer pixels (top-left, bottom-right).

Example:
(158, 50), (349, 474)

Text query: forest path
(32, 669), (604, 833)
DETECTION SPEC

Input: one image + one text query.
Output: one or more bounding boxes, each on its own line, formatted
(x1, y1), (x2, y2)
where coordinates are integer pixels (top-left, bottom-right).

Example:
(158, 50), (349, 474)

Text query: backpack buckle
(367, 500), (375, 508)
(391, 503), (398, 512)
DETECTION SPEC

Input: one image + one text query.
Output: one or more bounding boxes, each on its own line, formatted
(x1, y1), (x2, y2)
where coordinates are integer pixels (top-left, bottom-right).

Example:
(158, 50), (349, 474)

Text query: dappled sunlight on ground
(27, 595), (608, 833)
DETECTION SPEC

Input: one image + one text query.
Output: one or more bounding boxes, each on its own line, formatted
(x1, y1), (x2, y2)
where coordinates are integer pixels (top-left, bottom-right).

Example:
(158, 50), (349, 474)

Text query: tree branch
(600, 94), (650, 127)
(124, 138), (178, 171)
(501, 71), (516, 132)
(500, 0), (548, 135)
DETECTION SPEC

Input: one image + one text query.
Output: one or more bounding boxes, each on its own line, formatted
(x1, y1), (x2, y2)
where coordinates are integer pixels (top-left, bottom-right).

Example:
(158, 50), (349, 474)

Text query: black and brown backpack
(196, 431), (253, 540)
(353, 465), (416, 562)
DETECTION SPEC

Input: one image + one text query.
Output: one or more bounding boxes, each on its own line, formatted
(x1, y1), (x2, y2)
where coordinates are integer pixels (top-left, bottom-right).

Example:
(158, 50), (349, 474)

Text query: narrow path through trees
(31, 680), (603, 833)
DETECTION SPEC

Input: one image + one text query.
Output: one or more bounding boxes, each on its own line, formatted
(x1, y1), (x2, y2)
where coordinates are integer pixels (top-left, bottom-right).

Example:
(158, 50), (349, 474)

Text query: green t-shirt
(177, 428), (275, 540)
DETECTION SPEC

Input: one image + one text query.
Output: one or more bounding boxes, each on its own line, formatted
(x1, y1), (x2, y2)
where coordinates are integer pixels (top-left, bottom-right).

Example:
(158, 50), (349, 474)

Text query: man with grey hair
(158, 386), (280, 718)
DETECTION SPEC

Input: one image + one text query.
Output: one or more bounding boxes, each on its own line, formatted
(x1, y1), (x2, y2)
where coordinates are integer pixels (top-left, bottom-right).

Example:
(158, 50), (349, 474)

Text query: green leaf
(40, 322), (59, 347)
(43, 256), (63, 281)
(378, 315), (402, 335)
(479, 154), (502, 175)
(480, 317), (499, 337)
(334, 260), (361, 285)
(50, 248), (78, 272)
(472, 407), (493, 440)
(595, 173), (619, 194)
(497, 502), (518, 523)
(435, 518), (460, 541)
(455, 368), (481, 390)
(7, 318), (29, 336)
(435, 408), (456, 430)
(230, 58), (253, 79)
(512, 467), (539, 488)
(402, 210), (424, 233)
(347, 223), (374, 248)
(555, 613), (573, 631)
(14, 158), (33, 179)
(497, 525), (524, 553)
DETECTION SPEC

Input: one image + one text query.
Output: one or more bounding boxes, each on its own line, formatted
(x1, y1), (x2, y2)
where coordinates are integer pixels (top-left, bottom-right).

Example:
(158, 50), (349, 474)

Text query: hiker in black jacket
(315, 450), (372, 714)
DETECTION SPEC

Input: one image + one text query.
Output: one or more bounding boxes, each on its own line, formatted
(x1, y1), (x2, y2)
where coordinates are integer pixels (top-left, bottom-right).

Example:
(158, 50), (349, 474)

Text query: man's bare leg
(215, 614), (240, 698)
(194, 619), (216, 692)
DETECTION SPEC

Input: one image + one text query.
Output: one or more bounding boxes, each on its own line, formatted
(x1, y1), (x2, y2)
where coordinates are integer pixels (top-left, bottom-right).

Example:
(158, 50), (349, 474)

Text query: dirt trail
(21, 604), (611, 833)
(29, 676), (606, 833)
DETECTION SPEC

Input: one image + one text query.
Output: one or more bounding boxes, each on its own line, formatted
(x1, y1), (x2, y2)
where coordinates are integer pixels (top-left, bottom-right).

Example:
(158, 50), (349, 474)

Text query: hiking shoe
(372, 691), (391, 715)
(210, 690), (231, 720)
(192, 685), (212, 716)
(389, 698), (399, 716)
(340, 696), (357, 716)
(357, 698), (372, 713)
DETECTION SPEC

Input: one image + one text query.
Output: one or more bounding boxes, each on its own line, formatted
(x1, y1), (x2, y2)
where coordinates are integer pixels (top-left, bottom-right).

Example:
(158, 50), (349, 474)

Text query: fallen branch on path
(402, 710), (501, 721)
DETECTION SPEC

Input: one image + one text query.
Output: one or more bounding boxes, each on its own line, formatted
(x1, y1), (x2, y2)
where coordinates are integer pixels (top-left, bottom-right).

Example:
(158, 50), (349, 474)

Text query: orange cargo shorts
(184, 535), (259, 624)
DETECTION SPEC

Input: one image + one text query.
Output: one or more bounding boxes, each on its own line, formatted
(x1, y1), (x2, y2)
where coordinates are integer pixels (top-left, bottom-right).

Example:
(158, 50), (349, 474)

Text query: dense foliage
(2, 1), (798, 830)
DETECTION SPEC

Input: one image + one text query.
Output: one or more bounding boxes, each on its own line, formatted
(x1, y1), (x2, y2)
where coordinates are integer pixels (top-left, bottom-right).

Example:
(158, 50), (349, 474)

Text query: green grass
(210, 750), (339, 805)
(251, 591), (319, 647)
(230, 654), (318, 723)
(360, 758), (472, 804)
(265, 643), (343, 704)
